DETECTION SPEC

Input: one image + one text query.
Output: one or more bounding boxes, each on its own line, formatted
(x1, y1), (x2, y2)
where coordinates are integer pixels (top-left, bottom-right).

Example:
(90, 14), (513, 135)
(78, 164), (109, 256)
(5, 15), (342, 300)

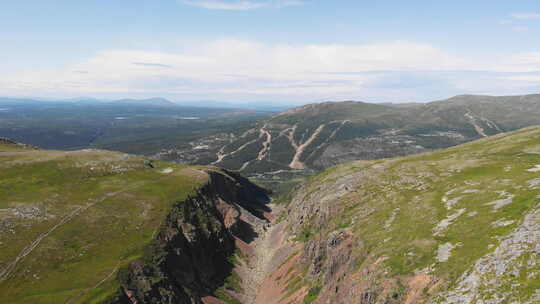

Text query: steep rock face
(269, 127), (540, 304)
(108, 170), (270, 304)
(283, 164), (404, 304)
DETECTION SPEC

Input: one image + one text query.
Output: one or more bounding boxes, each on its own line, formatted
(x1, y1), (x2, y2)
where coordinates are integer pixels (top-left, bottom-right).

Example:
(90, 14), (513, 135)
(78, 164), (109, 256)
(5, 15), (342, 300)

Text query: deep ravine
(241, 204), (282, 304)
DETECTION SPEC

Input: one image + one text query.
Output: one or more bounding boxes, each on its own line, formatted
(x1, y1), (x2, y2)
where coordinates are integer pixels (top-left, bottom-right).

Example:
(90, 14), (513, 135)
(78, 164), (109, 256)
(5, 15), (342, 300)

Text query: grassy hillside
(281, 126), (540, 303)
(0, 141), (212, 303)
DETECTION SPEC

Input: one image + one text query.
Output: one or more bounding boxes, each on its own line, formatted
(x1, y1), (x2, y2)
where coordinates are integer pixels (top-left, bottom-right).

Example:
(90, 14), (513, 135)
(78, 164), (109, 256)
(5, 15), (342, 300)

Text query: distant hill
(0, 97), (269, 153)
(173, 100), (292, 111)
(112, 97), (177, 107)
(156, 94), (540, 182)
(0, 96), (294, 111)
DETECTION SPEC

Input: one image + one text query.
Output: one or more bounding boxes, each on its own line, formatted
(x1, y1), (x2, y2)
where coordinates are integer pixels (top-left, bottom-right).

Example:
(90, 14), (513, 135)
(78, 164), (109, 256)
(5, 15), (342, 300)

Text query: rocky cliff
(0, 140), (269, 304)
(106, 170), (270, 304)
(264, 126), (540, 304)
(221, 126), (540, 304)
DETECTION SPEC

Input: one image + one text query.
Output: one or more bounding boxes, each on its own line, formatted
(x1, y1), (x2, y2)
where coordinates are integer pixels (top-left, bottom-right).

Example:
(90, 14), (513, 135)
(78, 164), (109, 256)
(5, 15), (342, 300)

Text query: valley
(1, 122), (540, 303)
(0, 97), (269, 154)
(5, 1), (540, 303)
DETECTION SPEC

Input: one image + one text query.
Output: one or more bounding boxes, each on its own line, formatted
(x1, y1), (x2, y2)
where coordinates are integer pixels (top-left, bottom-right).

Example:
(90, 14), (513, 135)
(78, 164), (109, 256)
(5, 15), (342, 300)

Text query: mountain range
(0, 97), (292, 111)
(155, 94), (540, 183)
(0, 97), (269, 154)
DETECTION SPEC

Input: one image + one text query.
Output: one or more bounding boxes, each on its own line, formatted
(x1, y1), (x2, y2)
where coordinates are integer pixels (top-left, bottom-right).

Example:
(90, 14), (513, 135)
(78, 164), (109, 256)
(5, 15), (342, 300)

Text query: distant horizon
(1, 92), (540, 109)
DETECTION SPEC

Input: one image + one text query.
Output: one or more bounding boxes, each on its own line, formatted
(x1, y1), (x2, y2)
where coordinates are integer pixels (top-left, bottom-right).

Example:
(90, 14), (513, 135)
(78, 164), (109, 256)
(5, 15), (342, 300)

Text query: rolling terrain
(2, 94), (540, 303)
(2, 124), (540, 303)
(156, 94), (540, 184)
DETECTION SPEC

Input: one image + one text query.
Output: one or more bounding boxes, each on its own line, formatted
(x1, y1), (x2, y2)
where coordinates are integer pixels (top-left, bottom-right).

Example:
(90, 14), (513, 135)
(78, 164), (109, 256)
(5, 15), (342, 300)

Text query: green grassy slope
(286, 126), (540, 303)
(0, 142), (209, 303)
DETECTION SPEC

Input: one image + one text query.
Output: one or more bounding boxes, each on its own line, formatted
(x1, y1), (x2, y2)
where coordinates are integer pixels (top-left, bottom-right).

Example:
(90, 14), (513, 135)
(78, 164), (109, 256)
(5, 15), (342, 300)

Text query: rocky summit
(1, 124), (540, 303)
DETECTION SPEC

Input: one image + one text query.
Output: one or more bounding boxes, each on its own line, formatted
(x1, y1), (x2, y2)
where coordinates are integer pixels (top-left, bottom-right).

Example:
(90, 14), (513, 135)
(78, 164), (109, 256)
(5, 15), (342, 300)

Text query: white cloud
(182, 0), (303, 10)
(511, 12), (540, 20)
(3, 39), (540, 103)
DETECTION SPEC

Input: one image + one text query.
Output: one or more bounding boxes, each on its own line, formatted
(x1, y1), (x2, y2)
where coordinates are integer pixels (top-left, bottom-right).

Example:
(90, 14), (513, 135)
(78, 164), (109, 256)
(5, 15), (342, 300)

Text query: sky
(1, 0), (540, 105)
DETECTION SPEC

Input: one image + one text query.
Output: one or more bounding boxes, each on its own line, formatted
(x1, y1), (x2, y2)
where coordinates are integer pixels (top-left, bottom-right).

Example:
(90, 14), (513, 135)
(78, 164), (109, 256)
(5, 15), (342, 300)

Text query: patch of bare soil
(405, 274), (433, 304)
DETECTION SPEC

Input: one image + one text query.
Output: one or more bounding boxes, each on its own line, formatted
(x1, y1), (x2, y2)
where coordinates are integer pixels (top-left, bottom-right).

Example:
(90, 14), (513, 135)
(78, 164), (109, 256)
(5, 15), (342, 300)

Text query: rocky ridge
(107, 170), (271, 304)
(254, 126), (540, 304)
(0, 139), (271, 304)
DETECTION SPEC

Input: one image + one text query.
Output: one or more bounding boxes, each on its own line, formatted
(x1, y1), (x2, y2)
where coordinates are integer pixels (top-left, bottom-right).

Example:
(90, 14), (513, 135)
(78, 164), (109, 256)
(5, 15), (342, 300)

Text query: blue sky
(2, 0), (540, 104)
